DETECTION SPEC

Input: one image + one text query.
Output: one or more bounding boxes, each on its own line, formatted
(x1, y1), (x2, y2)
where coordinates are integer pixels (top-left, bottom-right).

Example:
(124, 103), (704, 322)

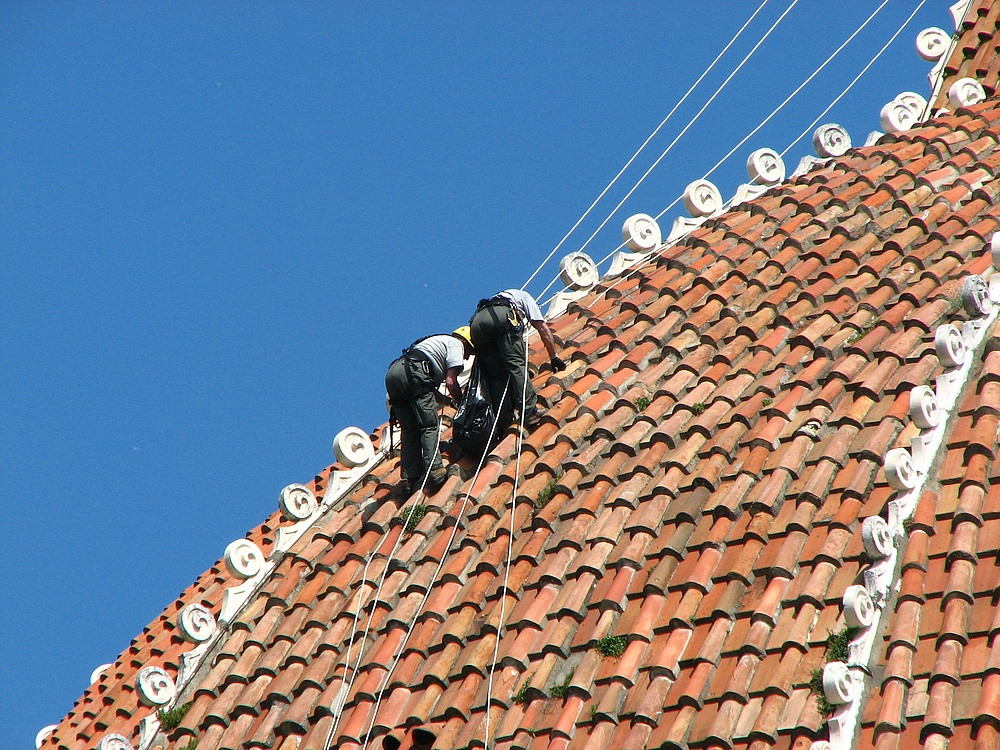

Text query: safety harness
(475, 295), (524, 333)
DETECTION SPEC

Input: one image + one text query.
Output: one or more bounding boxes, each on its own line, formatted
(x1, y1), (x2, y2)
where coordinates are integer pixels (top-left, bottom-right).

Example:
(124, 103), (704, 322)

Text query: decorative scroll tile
(683, 179), (723, 217)
(934, 324), (967, 368)
(861, 516), (893, 559)
(884, 448), (917, 491)
(823, 662), (855, 704)
(843, 585), (875, 628)
(136, 665), (176, 707)
(178, 602), (217, 643)
(948, 77), (986, 108)
(897, 92), (928, 115)
(916, 27), (950, 61)
(558, 252), (599, 291)
(279, 483), (318, 521)
(621, 213), (661, 253)
(224, 539), (265, 580)
(97, 735), (134, 750)
(333, 426), (376, 468)
(961, 275), (992, 317)
(35, 725), (57, 750)
(881, 92), (927, 133)
(909, 385), (940, 430)
(746, 147), (785, 185)
(813, 123), (851, 158)
(880, 101), (913, 133)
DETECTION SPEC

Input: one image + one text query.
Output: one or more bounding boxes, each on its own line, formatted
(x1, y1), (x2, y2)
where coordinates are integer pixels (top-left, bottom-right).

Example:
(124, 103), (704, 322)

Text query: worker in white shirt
(469, 289), (565, 439)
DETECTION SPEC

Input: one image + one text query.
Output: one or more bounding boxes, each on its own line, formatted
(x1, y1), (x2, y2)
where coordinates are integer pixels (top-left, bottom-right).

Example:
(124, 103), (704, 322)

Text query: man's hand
(550, 356), (567, 372)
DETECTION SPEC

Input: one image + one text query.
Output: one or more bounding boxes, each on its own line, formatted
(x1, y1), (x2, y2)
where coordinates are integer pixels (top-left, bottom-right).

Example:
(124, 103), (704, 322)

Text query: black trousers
(469, 303), (536, 436)
(385, 355), (442, 482)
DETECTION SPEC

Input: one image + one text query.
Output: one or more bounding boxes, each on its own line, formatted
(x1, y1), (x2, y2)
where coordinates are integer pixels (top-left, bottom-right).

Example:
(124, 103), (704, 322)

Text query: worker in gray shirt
(470, 289), (565, 440)
(386, 327), (474, 495)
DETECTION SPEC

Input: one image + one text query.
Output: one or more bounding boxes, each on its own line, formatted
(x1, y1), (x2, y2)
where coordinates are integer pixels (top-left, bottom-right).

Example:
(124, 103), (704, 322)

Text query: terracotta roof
(39, 16), (1000, 750)
(932, 0), (1000, 109)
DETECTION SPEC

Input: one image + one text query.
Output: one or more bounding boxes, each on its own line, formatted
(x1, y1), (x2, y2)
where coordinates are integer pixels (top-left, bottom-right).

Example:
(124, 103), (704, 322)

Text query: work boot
(424, 467), (448, 495)
(523, 411), (544, 432)
(392, 477), (418, 499)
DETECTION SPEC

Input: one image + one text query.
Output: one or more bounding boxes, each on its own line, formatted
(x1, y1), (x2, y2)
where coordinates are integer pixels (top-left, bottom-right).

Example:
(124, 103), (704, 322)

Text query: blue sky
(2, 2), (947, 747)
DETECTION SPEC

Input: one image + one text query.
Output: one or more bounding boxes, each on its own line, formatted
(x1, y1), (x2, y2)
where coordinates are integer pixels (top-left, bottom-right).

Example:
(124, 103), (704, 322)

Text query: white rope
(332, 3), (928, 743)
(649, 0), (895, 223)
(324, 400), (447, 749)
(532, 0), (798, 306)
(520, 0), (772, 294)
(576, 0), (916, 311)
(779, 0), (929, 158)
(483, 336), (531, 748)
(566, 0), (801, 263)
(358, 377), (512, 750)
(535, 0), (905, 310)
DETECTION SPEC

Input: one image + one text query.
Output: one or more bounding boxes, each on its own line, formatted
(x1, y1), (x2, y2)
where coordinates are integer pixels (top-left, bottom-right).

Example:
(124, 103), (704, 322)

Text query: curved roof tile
(40, 7), (1000, 747)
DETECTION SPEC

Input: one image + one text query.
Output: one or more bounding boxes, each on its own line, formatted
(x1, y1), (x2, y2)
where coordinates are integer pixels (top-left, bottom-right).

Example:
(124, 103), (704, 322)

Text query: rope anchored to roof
(521, 0), (777, 297)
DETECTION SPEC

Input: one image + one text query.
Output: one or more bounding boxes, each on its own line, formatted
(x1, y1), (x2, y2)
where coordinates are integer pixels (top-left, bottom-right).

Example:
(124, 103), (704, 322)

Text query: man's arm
(533, 319), (558, 359)
(444, 366), (464, 405)
(532, 319), (566, 371)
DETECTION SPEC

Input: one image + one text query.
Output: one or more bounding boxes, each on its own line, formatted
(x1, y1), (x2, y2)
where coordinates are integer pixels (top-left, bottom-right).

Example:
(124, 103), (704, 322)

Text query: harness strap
(479, 299), (521, 334)
(401, 350), (433, 394)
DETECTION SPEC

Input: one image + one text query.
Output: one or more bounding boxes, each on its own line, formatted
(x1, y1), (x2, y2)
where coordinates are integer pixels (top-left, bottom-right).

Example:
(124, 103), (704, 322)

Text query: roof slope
(40, 6), (1000, 749)
(933, 0), (1000, 108)
(44, 97), (1000, 750)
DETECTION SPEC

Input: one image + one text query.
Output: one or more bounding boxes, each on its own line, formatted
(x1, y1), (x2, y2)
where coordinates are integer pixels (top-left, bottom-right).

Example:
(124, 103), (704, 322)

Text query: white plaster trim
(728, 182), (769, 209)
(864, 131), (884, 147)
(219, 565), (274, 624)
(176, 638), (215, 689)
(546, 289), (588, 319)
(90, 662), (113, 685)
(607, 249), (653, 277)
(825, 288), (999, 749)
(791, 154), (829, 178)
(667, 215), (707, 243)
(950, 0), (974, 30)
(273, 517), (315, 557)
(137, 716), (160, 750)
(924, 20), (964, 117)
(35, 725), (58, 750)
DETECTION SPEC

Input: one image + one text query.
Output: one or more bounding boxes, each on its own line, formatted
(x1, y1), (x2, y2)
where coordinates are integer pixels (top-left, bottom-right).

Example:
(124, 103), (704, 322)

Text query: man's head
(452, 326), (474, 356)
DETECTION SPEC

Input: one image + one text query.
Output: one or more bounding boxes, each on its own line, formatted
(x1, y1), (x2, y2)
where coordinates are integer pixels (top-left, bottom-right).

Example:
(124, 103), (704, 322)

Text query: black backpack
(452, 363), (495, 460)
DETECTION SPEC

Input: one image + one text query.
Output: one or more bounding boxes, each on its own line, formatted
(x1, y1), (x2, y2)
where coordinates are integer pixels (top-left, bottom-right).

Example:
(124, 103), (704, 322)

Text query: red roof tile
(42, 22), (1000, 747)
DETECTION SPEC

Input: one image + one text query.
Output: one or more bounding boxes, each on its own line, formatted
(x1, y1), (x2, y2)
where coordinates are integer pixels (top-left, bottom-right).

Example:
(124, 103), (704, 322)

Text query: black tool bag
(452, 363), (495, 460)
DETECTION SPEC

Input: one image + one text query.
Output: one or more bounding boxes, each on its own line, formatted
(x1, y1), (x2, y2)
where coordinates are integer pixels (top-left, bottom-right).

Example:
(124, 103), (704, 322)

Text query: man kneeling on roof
(470, 289), (565, 438)
(386, 327), (474, 496)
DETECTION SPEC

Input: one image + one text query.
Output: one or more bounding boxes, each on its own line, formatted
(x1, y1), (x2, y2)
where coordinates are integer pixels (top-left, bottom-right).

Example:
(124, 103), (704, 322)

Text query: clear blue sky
(2, 2), (945, 747)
